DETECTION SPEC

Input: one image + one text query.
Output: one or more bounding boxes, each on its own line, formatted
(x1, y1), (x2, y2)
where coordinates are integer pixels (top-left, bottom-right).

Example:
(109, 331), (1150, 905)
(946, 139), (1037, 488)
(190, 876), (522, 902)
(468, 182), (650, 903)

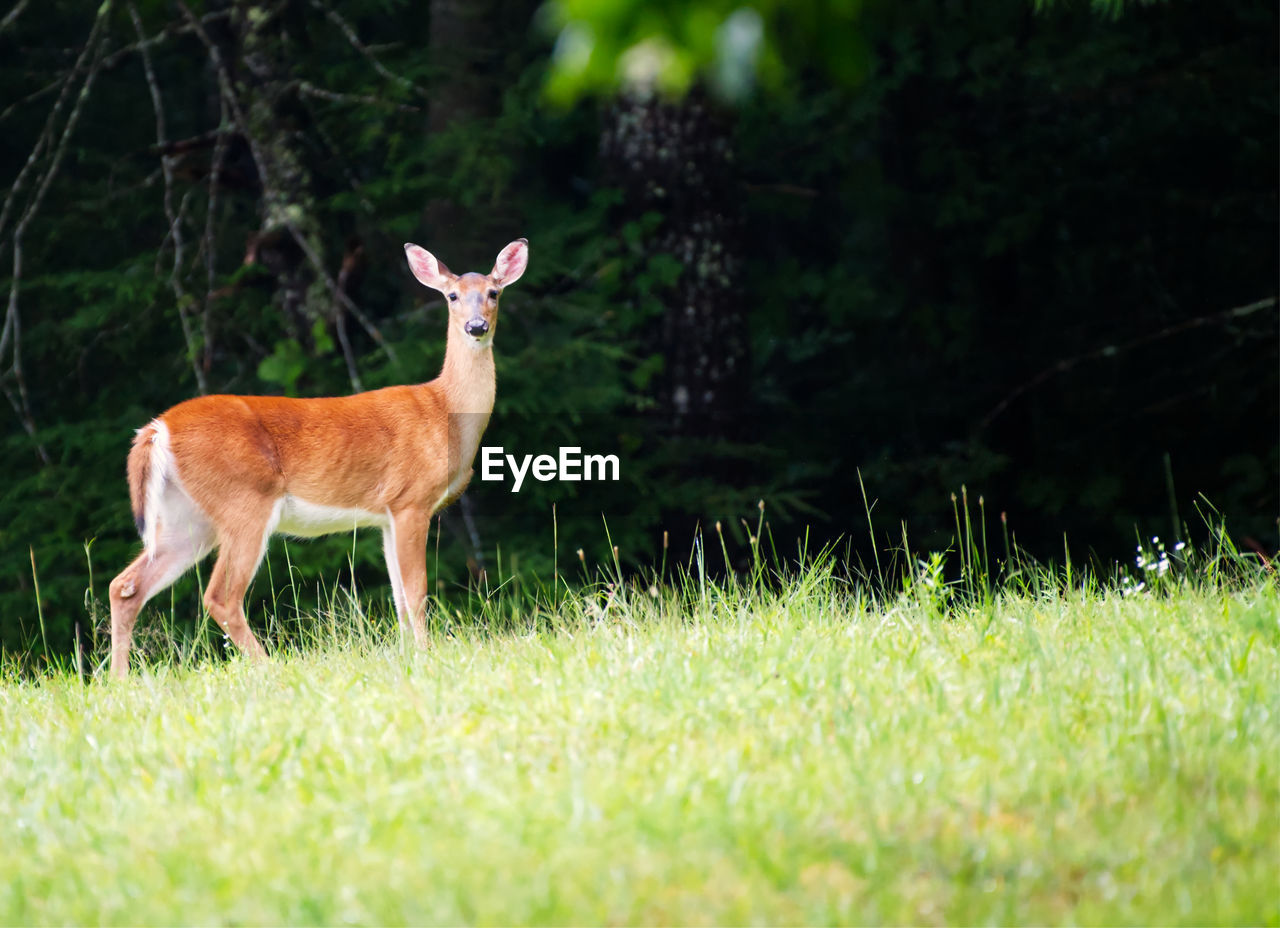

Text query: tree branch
(2, 1), (112, 464)
(130, 1), (207, 394)
(176, 2), (265, 180)
(147, 128), (236, 157)
(307, 0), (427, 98)
(201, 97), (232, 377)
(284, 220), (398, 370)
(297, 80), (421, 112)
(0, 3), (111, 249)
(3, 245), (49, 465)
(0, 0), (33, 35)
(0, 74), (64, 125)
(98, 8), (231, 71)
(974, 297), (1279, 435)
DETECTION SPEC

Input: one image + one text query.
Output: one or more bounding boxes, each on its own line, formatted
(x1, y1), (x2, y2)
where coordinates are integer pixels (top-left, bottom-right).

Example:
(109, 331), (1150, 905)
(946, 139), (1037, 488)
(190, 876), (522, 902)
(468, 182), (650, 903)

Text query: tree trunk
(228, 0), (327, 343)
(423, 0), (497, 247)
(601, 89), (749, 438)
(424, 0), (504, 577)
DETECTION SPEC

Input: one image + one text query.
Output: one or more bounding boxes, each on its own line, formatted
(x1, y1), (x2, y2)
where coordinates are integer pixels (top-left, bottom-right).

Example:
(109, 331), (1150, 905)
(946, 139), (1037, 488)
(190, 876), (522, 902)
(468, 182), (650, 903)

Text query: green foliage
(543, 0), (866, 102)
(542, 0), (1169, 103)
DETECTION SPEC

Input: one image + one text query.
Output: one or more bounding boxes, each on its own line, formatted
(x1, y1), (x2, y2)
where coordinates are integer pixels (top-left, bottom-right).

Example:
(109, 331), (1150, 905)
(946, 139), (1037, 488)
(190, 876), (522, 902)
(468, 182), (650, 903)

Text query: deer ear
(404, 243), (453, 292)
(491, 238), (528, 287)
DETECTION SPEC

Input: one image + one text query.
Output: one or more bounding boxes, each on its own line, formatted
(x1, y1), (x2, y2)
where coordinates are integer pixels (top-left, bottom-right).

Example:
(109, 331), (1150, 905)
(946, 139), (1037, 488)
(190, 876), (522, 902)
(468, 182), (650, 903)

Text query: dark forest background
(0, 0), (1275, 655)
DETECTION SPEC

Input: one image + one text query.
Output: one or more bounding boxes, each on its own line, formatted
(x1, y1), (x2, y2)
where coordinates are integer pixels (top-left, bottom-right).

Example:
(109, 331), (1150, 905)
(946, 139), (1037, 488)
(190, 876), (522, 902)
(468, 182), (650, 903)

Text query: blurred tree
(601, 91), (748, 436)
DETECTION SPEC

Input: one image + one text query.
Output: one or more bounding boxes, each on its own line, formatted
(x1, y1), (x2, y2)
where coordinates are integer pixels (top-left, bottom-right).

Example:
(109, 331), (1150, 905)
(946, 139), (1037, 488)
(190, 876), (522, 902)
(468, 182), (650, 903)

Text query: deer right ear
(404, 243), (453, 292)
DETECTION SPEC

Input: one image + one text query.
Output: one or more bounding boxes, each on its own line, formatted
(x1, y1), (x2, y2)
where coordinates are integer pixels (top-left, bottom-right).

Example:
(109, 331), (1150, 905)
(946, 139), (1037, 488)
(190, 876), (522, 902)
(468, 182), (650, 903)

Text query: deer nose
(465, 318), (489, 337)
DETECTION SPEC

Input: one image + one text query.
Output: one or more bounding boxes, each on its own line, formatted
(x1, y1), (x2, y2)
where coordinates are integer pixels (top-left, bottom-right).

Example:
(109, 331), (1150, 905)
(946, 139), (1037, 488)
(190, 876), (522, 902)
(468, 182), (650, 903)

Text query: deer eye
(448, 293), (458, 302)
(488, 290), (499, 300)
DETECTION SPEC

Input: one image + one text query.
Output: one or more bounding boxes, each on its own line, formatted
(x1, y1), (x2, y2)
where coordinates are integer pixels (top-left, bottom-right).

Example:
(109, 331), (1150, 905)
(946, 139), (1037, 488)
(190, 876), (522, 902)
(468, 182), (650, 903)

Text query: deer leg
(109, 519), (213, 680)
(382, 524), (410, 636)
(391, 509), (430, 648)
(202, 508), (273, 663)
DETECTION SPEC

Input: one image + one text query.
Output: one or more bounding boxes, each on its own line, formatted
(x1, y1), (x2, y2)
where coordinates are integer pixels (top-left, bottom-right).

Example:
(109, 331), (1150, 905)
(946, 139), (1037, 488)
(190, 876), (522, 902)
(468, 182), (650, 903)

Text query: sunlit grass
(0, 547), (1276, 925)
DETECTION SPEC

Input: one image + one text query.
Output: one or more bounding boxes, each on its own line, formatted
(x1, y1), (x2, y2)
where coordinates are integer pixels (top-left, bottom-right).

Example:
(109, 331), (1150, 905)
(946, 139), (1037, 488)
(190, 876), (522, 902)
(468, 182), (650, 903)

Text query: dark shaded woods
(0, 0), (1274, 653)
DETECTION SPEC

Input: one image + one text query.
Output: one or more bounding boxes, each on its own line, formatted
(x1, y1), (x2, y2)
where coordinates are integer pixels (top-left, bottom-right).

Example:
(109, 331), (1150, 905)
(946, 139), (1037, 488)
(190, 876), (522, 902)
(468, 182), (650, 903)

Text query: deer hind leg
(109, 511), (214, 680)
(391, 510), (430, 648)
(202, 500), (276, 663)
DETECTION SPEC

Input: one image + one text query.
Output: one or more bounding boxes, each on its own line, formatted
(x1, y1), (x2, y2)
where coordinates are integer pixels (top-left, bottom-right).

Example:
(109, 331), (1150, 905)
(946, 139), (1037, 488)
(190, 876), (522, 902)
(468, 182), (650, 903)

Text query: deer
(106, 239), (528, 679)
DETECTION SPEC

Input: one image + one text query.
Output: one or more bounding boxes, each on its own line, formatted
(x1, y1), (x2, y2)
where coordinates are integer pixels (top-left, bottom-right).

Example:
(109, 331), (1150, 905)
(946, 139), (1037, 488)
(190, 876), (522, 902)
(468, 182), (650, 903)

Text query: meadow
(0, 537), (1276, 925)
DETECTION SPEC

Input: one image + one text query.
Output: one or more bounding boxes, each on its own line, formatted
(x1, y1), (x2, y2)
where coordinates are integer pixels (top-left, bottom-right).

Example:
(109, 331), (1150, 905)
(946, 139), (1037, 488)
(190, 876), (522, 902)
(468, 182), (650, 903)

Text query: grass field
(1, 548), (1277, 925)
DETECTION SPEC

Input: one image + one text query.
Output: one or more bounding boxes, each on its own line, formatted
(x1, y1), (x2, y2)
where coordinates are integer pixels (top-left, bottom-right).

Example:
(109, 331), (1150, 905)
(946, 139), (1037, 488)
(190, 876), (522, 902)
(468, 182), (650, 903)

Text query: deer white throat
(435, 327), (496, 504)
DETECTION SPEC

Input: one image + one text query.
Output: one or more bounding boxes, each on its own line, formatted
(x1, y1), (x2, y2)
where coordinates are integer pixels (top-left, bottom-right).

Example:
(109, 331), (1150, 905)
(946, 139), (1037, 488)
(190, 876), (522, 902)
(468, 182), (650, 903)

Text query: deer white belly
(271, 495), (389, 538)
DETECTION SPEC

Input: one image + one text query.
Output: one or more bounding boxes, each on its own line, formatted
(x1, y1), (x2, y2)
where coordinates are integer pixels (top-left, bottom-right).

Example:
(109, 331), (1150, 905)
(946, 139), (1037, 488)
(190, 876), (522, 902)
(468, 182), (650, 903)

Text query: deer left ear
(491, 238), (528, 287)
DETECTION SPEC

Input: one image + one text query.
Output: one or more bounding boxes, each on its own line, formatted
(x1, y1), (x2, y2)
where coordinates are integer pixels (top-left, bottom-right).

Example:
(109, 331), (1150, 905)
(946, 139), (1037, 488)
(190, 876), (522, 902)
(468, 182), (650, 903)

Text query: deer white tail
(126, 422), (158, 544)
(129, 419), (208, 559)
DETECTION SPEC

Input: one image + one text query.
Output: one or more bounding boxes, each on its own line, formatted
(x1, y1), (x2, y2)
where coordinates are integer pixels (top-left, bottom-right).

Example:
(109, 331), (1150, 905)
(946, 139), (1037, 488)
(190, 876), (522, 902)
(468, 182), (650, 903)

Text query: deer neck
(433, 324), (496, 472)
(437, 324), (496, 413)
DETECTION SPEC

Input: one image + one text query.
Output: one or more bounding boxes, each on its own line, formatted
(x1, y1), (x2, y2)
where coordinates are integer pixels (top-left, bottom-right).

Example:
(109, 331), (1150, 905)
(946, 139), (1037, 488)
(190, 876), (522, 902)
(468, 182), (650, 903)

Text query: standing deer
(106, 239), (528, 678)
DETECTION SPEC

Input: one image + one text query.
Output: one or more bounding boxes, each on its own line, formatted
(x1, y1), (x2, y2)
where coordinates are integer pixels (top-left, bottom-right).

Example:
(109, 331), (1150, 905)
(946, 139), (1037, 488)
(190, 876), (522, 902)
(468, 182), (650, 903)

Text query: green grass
(1, 556), (1277, 925)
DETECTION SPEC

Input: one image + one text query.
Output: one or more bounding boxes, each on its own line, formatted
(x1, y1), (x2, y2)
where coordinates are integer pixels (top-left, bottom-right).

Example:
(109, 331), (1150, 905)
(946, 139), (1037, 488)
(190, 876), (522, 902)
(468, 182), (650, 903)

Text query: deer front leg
(202, 508), (272, 664)
(382, 525), (409, 637)
(391, 509), (430, 648)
